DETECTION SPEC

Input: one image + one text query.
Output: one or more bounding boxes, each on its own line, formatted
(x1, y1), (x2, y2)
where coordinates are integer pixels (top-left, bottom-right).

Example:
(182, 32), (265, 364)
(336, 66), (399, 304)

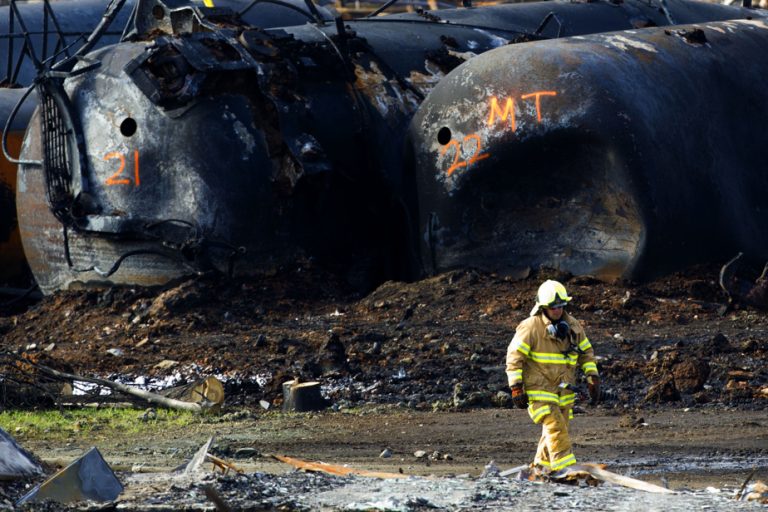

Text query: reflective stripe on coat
(505, 311), (598, 398)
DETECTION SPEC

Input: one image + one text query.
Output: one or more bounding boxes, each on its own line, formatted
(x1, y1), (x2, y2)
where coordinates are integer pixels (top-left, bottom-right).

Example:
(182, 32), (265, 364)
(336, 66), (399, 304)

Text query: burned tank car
(408, 18), (768, 281)
(0, 0), (332, 286)
(15, 0), (763, 293)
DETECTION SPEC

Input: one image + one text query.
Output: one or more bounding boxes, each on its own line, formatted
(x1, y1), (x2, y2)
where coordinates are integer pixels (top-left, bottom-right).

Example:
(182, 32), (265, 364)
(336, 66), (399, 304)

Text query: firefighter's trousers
(528, 402), (576, 471)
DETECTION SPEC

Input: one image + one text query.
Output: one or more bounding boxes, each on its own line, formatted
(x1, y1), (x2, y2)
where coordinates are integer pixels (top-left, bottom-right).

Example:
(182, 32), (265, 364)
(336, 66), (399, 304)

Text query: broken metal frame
(2, 0), (71, 86)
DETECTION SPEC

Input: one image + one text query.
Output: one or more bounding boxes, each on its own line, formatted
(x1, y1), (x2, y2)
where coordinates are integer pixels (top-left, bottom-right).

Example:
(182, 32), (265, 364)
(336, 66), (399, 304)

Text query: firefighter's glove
(587, 375), (601, 405)
(510, 384), (528, 409)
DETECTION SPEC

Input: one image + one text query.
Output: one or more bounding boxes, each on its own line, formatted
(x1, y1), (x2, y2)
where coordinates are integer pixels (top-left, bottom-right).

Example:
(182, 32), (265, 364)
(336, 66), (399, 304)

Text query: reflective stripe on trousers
(528, 402), (577, 471)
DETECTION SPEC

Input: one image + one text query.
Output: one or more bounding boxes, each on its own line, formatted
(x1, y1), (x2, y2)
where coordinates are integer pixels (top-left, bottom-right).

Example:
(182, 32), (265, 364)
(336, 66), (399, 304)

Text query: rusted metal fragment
(408, 19), (768, 281)
(273, 454), (408, 479)
(0, 427), (42, 480)
(16, 447), (123, 505)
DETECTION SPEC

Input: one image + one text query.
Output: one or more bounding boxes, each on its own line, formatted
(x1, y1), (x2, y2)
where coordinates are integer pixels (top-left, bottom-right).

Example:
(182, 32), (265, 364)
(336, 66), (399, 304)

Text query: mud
(0, 262), (767, 509)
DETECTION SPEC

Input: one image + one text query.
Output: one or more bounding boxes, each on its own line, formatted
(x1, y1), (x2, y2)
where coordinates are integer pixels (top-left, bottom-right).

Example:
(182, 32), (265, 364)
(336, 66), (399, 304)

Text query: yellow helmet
(533, 280), (571, 312)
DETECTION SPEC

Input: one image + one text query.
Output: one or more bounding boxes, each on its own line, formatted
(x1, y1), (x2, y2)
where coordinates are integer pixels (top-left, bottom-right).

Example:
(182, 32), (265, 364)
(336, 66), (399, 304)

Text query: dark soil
(1, 263), (766, 412)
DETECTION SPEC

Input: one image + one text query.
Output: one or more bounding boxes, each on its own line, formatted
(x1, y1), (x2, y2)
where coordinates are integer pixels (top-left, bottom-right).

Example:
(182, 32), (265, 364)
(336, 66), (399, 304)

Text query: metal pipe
(5, 0), (14, 82)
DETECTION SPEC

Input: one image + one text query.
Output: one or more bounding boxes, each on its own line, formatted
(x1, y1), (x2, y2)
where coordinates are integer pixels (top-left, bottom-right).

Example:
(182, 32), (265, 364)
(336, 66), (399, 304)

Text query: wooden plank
(557, 464), (675, 494)
(272, 454), (408, 479)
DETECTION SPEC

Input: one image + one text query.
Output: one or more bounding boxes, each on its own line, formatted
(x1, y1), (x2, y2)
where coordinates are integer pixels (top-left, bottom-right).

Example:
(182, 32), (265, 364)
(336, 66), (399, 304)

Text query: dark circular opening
(120, 118), (137, 137)
(437, 127), (452, 145)
(152, 5), (165, 19)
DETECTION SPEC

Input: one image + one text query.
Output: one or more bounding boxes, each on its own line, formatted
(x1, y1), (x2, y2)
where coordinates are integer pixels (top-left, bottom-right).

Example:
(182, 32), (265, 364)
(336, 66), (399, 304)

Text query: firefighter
(505, 279), (601, 473)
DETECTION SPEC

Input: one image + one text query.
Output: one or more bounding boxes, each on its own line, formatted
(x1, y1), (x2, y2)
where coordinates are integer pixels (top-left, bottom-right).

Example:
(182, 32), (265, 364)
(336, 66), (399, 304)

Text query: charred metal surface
(0, 0), (333, 85)
(408, 19), (768, 280)
(1, 0), (333, 287)
(14, 0), (768, 292)
(0, 88), (33, 280)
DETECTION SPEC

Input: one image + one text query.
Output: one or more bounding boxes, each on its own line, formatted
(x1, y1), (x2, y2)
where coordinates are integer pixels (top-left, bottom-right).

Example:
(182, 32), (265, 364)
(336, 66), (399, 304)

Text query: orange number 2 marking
(441, 134), (489, 176)
(441, 140), (466, 177)
(463, 134), (490, 166)
(104, 150), (140, 186)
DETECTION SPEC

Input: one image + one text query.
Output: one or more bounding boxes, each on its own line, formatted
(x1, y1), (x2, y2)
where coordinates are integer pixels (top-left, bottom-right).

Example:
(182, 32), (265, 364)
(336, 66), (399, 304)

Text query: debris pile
(1, 264), (766, 413)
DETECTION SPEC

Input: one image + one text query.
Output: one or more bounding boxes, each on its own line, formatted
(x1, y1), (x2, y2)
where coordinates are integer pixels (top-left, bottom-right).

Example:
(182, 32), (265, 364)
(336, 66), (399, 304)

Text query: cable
(0, 283), (41, 308)
(239, 0), (319, 22)
(1, 84), (41, 166)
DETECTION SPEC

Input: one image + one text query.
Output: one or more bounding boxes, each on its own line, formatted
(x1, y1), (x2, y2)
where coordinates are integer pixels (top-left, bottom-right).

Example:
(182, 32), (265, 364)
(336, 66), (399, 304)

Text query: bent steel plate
(0, 426), (42, 480)
(16, 446), (123, 505)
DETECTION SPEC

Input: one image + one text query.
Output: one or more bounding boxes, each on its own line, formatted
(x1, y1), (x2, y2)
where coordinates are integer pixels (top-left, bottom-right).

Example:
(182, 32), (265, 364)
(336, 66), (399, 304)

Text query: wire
(239, 0), (319, 22)
(1, 84), (41, 166)
(0, 283), (41, 308)
(367, 0), (402, 18)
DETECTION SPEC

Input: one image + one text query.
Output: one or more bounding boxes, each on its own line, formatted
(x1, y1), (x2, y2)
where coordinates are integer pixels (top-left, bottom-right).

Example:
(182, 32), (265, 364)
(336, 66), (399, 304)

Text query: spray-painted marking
(442, 134), (490, 177)
(487, 97), (516, 129)
(441, 90), (557, 176)
(104, 150), (140, 186)
(487, 90), (558, 128)
(521, 91), (557, 123)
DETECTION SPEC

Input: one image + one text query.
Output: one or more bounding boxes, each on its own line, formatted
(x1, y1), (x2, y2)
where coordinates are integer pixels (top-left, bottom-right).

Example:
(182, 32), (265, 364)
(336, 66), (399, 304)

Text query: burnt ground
(0, 262), (767, 509)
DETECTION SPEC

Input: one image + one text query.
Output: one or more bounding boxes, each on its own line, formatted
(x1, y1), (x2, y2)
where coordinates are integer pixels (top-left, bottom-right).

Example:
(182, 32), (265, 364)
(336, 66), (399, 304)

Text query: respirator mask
(547, 320), (570, 340)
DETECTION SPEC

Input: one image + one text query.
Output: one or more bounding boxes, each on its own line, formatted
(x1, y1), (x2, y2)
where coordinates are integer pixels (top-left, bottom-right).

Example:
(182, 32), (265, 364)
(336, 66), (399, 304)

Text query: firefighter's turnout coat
(505, 310), (599, 471)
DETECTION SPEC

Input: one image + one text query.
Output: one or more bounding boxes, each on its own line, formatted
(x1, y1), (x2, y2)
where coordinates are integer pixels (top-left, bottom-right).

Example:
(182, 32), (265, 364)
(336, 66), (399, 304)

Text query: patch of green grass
(0, 408), (198, 442)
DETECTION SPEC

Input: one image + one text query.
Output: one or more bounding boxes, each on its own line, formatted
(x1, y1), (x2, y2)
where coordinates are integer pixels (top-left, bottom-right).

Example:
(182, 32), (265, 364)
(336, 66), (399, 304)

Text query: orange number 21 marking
(104, 150), (140, 187)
